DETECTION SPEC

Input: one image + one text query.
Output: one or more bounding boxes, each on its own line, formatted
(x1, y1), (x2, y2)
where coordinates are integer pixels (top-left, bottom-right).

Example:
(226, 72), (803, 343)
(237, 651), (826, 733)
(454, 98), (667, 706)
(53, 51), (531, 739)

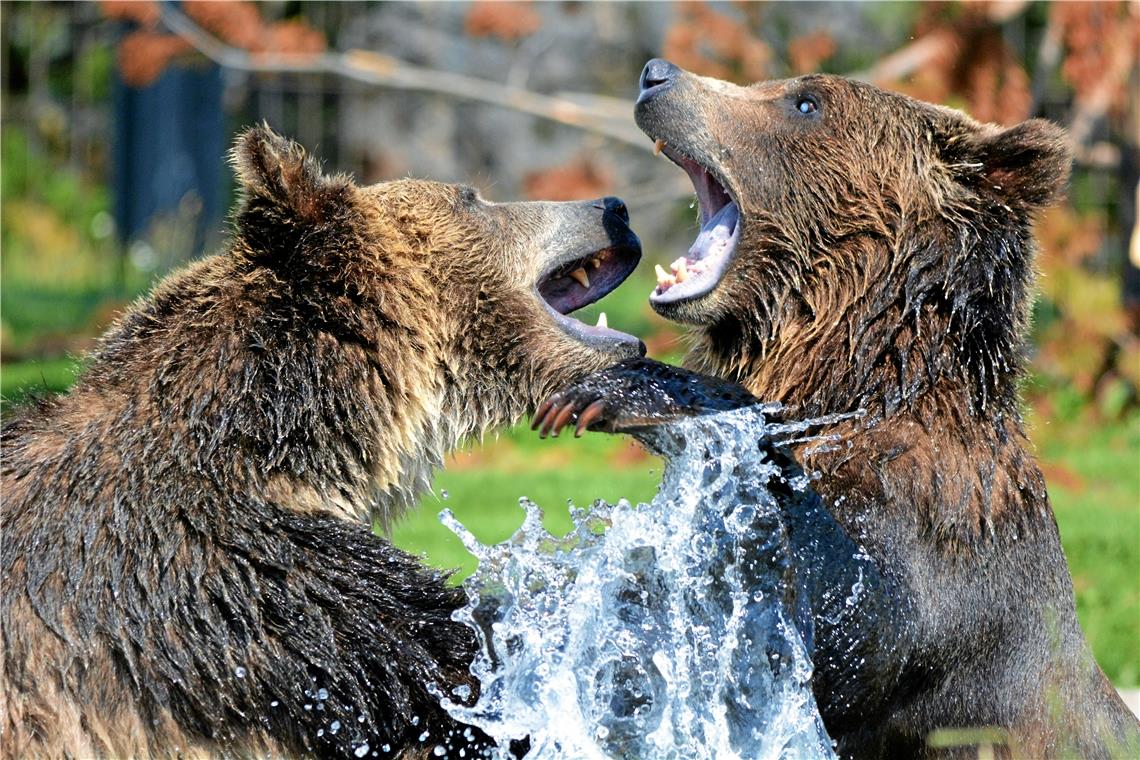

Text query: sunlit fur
(1, 126), (637, 758)
(637, 71), (1138, 757)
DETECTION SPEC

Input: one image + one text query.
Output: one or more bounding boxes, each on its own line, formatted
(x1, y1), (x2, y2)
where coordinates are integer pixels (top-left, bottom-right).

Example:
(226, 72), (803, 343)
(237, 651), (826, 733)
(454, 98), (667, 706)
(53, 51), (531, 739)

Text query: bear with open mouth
(0, 125), (643, 759)
(537, 61), (1139, 757)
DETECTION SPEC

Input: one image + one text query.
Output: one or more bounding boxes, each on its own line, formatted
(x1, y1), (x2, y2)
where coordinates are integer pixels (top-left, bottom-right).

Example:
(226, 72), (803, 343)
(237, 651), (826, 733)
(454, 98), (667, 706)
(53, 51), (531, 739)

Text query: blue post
(112, 53), (225, 270)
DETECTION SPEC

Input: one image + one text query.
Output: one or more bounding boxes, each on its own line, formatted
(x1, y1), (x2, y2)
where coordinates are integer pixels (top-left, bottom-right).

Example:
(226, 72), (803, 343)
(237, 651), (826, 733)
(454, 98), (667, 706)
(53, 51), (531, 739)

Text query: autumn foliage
(464, 1), (542, 42)
(101, 0), (325, 87)
(661, 2), (770, 83)
(1053, 1), (1139, 119)
(523, 157), (613, 203)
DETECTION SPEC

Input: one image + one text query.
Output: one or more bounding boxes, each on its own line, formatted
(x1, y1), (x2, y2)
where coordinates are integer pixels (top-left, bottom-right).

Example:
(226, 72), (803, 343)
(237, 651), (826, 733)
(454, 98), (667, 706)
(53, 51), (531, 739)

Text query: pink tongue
(655, 201), (741, 294)
(689, 201), (739, 260)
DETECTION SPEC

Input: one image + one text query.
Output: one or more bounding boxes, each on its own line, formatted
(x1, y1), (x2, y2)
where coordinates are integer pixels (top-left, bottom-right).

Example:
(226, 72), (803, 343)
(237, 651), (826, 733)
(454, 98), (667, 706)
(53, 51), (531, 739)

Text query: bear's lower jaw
(537, 241), (644, 355)
(543, 300), (645, 356)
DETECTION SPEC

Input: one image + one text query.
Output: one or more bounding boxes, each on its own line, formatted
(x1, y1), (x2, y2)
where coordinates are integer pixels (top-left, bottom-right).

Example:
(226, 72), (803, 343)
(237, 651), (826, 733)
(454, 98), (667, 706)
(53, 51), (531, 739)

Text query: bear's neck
(690, 225), (1037, 424)
(687, 224), (1050, 543)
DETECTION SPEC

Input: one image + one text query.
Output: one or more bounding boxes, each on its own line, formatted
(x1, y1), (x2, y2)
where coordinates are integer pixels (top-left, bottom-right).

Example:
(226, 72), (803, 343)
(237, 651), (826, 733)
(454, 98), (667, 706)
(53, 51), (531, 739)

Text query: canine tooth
(570, 268), (590, 288)
(655, 264), (670, 283)
(596, 312), (608, 329)
(591, 257), (603, 269)
(654, 138), (666, 156)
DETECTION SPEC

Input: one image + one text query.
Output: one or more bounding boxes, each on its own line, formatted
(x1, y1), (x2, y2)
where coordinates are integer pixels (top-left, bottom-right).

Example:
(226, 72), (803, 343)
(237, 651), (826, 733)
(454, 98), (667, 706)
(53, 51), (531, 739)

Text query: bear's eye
(795, 96), (819, 115)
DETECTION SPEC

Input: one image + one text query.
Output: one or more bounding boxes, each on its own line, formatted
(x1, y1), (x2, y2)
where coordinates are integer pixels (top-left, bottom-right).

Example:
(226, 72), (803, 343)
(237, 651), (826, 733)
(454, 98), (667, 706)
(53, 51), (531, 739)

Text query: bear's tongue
(689, 200), (738, 261)
(652, 200), (740, 303)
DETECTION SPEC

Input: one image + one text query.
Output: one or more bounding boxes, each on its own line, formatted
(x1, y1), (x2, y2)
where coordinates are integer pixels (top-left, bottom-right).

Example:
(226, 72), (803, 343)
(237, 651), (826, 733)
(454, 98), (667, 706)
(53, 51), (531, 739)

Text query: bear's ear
(970, 119), (1072, 210)
(230, 123), (344, 221)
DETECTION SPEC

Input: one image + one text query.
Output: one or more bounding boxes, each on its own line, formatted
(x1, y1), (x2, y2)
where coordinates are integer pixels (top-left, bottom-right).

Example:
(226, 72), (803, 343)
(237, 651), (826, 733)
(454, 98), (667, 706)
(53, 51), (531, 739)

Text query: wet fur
(635, 71), (1139, 756)
(1, 126), (638, 758)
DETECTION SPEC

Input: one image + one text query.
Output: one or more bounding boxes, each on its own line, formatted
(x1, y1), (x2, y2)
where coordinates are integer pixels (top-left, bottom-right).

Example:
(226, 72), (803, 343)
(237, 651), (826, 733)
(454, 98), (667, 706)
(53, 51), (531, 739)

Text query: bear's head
(635, 61), (1071, 415)
(231, 125), (643, 420)
(223, 126), (643, 520)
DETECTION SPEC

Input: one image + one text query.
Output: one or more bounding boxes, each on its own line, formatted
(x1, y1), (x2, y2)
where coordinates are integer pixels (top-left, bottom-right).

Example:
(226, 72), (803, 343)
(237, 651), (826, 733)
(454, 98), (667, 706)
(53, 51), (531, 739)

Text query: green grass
(0, 285), (119, 342)
(1028, 410), (1140, 687)
(2, 354), (1137, 686)
(392, 435), (661, 578)
(1, 356), (85, 404)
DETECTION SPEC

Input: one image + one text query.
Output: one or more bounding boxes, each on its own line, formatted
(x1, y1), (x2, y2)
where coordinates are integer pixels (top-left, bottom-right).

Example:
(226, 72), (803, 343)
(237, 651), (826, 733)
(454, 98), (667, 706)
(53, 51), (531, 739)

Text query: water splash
(439, 406), (837, 759)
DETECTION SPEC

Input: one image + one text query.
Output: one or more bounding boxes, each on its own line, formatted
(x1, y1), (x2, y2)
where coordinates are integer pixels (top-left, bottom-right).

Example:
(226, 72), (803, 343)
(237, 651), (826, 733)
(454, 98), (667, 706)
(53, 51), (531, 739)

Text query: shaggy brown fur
(0, 125), (642, 758)
(635, 63), (1139, 759)
(541, 62), (1138, 758)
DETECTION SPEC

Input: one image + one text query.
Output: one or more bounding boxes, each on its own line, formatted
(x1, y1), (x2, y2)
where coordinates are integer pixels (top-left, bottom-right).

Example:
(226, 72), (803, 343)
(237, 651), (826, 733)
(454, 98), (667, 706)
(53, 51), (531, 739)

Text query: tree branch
(849, 32), (956, 85)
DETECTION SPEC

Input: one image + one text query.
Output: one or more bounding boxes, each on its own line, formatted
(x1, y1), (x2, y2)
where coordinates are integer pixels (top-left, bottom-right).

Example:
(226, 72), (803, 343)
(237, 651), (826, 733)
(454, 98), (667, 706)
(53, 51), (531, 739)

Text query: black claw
(575, 400), (606, 437)
(532, 399), (554, 430)
(551, 404), (577, 437)
(539, 404), (563, 438)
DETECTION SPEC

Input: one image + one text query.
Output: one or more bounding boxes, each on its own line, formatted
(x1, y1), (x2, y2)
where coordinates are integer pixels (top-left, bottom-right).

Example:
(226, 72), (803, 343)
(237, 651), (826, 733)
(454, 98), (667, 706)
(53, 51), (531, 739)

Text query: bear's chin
(648, 288), (727, 326)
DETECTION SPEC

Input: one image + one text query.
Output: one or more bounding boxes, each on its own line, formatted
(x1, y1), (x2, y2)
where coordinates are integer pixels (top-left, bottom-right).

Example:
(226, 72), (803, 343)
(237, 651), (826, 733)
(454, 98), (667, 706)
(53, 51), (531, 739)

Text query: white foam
(440, 406), (837, 759)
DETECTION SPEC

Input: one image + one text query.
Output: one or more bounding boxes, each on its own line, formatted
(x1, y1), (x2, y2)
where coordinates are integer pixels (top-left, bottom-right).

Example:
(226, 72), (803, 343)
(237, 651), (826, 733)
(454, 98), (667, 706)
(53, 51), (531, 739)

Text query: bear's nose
(601, 196), (629, 224)
(639, 58), (679, 98)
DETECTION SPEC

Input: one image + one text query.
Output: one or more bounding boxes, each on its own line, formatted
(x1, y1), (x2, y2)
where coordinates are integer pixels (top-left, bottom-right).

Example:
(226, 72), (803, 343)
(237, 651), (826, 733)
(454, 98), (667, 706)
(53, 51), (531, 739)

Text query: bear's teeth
(596, 312), (608, 329)
(570, 268), (590, 288)
(590, 257), (603, 269)
(670, 257), (690, 283)
(654, 264), (675, 289)
(654, 139), (666, 156)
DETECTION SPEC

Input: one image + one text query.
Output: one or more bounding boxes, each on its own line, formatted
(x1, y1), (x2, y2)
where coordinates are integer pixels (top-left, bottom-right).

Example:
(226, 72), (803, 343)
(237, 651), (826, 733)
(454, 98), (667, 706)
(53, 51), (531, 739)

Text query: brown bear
(0, 125), (643, 759)
(535, 60), (1139, 758)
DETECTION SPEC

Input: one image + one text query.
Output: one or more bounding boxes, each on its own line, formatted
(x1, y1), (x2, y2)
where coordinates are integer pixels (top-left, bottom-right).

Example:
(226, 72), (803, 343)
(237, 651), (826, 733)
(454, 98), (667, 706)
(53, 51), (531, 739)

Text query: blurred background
(1, 1), (1137, 687)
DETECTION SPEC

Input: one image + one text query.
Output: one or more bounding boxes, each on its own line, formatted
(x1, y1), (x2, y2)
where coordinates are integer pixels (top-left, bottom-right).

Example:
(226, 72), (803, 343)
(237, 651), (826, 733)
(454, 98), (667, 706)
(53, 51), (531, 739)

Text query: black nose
(601, 196), (629, 224)
(639, 58), (679, 94)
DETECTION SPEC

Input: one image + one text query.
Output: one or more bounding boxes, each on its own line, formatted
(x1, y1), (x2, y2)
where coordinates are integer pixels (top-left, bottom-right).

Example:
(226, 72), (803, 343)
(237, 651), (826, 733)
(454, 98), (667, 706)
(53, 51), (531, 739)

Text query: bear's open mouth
(536, 242), (643, 351)
(650, 140), (740, 305)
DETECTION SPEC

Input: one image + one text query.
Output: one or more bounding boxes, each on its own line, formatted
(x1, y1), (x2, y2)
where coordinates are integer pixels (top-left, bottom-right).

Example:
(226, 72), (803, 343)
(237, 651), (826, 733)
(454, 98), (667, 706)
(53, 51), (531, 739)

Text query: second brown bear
(539, 61), (1139, 758)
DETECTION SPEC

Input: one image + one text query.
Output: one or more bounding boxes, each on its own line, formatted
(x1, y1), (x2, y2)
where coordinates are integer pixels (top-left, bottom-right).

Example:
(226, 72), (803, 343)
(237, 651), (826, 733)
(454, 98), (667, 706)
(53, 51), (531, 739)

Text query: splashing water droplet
(440, 489), (449, 500)
(234, 666), (246, 678)
(439, 406), (837, 758)
(354, 744), (370, 758)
